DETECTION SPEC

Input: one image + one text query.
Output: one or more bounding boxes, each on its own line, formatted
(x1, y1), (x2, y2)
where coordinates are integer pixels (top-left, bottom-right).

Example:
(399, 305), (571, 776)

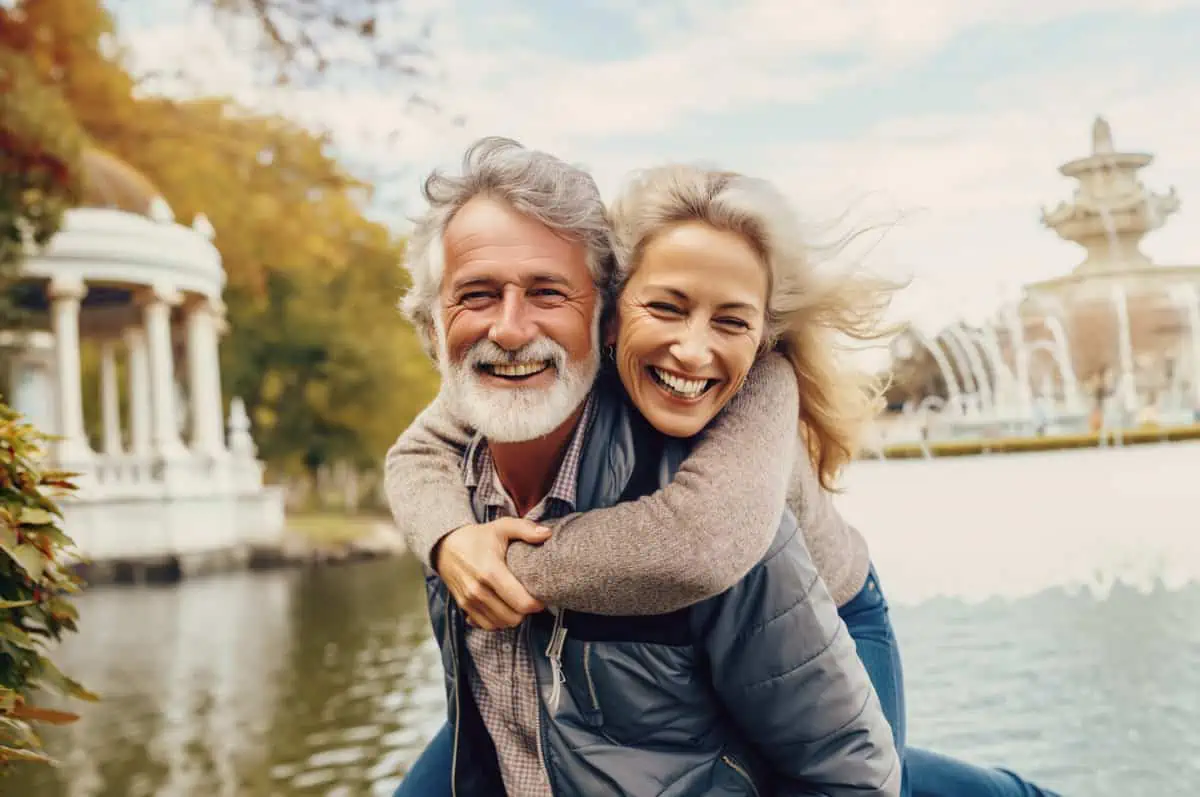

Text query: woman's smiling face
(614, 221), (769, 438)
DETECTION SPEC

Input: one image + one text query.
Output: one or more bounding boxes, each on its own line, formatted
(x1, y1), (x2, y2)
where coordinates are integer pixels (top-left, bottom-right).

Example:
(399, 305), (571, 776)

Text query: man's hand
(433, 518), (551, 630)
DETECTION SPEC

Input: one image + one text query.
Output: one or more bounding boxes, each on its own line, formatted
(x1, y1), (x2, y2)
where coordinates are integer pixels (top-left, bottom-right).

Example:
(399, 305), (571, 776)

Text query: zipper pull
(545, 610), (568, 711)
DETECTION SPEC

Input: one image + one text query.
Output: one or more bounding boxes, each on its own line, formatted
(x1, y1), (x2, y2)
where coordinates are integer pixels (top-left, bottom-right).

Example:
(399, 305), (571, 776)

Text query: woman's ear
(602, 307), (618, 346)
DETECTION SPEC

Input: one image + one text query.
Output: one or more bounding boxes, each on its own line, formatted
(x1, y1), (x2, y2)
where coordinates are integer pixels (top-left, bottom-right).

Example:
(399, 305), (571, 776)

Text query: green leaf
(17, 507), (56, 526)
(0, 599), (34, 609)
(0, 623), (36, 650)
(0, 744), (55, 764)
(0, 715), (41, 749)
(7, 543), (45, 581)
(35, 657), (99, 702)
(0, 524), (17, 554)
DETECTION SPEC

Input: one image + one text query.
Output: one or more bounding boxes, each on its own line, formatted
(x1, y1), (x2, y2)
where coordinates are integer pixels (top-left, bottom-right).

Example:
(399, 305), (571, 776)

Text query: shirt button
(503, 642), (513, 653)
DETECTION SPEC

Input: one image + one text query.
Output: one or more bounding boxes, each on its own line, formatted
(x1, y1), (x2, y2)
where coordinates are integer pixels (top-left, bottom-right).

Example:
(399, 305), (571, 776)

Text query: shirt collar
(463, 393), (596, 516)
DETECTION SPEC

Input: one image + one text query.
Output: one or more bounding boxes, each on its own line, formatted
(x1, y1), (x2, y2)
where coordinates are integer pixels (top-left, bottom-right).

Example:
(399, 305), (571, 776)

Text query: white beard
(434, 312), (599, 443)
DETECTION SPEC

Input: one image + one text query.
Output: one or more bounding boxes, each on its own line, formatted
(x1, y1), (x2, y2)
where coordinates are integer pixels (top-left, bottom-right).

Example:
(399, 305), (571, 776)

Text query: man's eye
(459, 292), (494, 306)
(530, 288), (566, 299)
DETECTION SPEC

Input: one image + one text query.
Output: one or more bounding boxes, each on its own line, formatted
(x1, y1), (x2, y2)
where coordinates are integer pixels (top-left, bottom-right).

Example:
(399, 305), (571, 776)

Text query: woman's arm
(507, 352), (799, 615)
(383, 393), (477, 567)
(384, 354), (800, 615)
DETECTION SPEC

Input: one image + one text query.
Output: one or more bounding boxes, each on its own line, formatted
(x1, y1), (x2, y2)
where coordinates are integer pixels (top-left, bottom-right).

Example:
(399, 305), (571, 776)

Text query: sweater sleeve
(507, 352), (799, 615)
(383, 392), (477, 568)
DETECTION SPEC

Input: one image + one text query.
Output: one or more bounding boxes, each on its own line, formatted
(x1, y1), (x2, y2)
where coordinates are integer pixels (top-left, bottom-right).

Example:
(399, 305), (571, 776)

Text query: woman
(387, 165), (1059, 797)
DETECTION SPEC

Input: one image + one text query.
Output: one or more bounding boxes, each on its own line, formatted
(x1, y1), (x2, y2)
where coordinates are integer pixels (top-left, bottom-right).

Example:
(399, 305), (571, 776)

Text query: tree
(0, 46), (84, 325)
(95, 96), (440, 475)
(4, 0), (442, 479)
(199, 0), (439, 89)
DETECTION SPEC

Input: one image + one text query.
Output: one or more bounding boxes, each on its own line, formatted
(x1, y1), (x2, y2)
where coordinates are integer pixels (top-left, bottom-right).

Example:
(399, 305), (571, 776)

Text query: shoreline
(70, 521), (408, 587)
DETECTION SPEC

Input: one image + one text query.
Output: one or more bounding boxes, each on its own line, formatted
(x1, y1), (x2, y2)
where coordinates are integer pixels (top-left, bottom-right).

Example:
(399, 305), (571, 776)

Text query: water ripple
(9, 445), (1200, 795)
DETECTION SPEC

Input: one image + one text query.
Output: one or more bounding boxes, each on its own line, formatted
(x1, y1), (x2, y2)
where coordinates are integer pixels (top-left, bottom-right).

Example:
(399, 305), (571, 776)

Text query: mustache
(464, 337), (567, 368)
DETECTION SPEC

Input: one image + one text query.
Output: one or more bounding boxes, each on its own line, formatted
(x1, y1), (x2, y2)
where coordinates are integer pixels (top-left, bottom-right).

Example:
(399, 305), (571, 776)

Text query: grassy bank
(877, 423), (1200, 460)
(285, 511), (387, 547)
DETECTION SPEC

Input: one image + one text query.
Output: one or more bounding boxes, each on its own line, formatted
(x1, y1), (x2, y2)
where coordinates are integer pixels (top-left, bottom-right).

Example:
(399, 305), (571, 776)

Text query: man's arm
(694, 534), (901, 797)
(506, 353), (798, 615)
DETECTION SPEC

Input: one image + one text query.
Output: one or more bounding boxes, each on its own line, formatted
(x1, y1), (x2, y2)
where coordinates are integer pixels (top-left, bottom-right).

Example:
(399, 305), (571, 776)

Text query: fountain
(881, 118), (1200, 451)
(1170, 283), (1200, 410)
(1034, 116), (1184, 415)
(1001, 299), (1035, 418)
(972, 324), (1018, 416)
(1109, 282), (1139, 412)
(901, 327), (964, 416)
(945, 323), (994, 414)
(1039, 312), (1085, 414)
(1040, 116), (1179, 275)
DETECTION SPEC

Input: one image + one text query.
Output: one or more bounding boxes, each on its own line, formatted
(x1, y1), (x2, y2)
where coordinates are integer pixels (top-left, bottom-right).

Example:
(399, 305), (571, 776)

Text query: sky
(112, 0), (1200, 332)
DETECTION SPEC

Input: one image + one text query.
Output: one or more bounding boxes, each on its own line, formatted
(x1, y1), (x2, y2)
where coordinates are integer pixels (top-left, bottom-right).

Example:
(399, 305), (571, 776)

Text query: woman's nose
(669, 328), (714, 371)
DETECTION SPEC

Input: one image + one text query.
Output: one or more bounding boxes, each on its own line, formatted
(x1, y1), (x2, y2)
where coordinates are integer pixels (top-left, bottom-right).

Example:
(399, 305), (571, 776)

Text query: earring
(603, 344), (616, 361)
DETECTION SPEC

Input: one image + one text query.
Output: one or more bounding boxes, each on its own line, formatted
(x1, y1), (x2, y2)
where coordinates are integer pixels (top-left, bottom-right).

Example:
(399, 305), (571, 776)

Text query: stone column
(48, 277), (92, 464)
(124, 326), (153, 455)
(141, 284), (186, 458)
(99, 340), (123, 455)
(185, 296), (227, 457)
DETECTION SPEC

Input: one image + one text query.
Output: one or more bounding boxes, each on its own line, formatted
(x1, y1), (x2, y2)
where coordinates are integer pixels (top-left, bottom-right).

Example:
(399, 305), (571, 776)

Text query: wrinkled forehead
(441, 198), (593, 291)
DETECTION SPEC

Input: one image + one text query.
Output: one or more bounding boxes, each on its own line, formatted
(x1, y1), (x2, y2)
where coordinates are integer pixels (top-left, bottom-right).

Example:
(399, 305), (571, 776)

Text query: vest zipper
(582, 641), (600, 711)
(721, 755), (760, 796)
(529, 617), (557, 793)
(446, 606), (461, 797)
(545, 608), (569, 710)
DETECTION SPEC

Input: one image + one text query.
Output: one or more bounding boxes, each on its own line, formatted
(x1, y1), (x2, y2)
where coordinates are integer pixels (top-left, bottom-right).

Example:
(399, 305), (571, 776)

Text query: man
(390, 136), (899, 795)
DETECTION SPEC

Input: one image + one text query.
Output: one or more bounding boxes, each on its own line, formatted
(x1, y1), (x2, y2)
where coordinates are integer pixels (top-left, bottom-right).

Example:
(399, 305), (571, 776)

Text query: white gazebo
(7, 149), (284, 577)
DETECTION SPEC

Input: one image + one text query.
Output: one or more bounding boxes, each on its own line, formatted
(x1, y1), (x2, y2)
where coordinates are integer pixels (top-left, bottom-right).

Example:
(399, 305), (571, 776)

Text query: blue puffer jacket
(425, 384), (901, 796)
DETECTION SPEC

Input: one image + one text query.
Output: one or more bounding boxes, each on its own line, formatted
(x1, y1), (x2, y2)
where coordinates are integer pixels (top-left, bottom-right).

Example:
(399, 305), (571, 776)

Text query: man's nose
(669, 325), (714, 371)
(488, 287), (538, 351)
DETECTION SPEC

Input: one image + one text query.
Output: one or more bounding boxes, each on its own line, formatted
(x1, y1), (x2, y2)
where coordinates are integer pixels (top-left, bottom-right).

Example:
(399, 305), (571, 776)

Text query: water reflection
(13, 558), (445, 797)
(897, 582), (1200, 794)
(10, 444), (1200, 795)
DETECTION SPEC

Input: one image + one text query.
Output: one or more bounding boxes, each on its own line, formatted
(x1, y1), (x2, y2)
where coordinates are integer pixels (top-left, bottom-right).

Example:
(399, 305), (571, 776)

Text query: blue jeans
(394, 567), (1062, 796)
(841, 566), (1061, 797)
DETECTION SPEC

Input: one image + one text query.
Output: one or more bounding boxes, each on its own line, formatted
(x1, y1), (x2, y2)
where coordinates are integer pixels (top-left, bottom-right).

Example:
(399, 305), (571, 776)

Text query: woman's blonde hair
(608, 164), (900, 489)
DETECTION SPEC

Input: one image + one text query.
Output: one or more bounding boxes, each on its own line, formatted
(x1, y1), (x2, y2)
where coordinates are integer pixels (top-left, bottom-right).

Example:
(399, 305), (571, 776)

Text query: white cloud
(114, 0), (1200, 332)
(753, 65), (1200, 329)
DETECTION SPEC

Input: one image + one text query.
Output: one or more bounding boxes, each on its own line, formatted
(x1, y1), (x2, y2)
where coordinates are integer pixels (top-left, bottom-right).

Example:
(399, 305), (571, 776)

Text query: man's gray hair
(400, 137), (614, 355)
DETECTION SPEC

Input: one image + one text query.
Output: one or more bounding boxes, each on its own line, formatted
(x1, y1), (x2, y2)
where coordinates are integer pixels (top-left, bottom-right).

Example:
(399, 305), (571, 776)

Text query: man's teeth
(652, 367), (708, 397)
(487, 361), (550, 377)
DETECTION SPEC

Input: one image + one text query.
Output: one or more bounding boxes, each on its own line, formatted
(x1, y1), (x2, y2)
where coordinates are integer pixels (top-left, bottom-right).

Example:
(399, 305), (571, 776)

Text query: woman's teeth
(485, 361), (550, 378)
(651, 367), (709, 398)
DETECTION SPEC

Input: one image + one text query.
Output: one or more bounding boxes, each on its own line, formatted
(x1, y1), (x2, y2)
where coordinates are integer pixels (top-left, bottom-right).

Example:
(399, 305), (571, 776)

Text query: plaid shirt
(461, 395), (594, 796)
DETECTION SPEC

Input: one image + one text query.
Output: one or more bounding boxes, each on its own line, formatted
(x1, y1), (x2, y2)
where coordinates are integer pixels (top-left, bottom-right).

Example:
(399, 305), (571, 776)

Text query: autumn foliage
(0, 404), (94, 766)
(0, 0), (441, 767)
(4, 0), (440, 480)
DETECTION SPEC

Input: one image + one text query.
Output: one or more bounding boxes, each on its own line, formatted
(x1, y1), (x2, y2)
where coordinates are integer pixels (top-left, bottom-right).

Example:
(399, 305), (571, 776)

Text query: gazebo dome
(78, 147), (164, 217)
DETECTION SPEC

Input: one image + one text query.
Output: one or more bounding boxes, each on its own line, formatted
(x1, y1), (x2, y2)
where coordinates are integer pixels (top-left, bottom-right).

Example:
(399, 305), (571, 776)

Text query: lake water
(10, 442), (1200, 796)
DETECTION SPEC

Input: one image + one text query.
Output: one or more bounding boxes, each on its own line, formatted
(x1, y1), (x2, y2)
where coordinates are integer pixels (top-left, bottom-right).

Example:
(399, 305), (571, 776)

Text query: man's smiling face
(435, 196), (600, 442)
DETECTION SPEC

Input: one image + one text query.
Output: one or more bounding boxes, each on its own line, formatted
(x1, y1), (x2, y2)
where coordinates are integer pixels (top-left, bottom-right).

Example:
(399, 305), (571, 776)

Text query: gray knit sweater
(383, 353), (871, 610)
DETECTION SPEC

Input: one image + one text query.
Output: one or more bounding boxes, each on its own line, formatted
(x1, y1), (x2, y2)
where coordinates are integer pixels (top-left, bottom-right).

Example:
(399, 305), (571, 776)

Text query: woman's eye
(647, 302), (682, 314)
(717, 317), (750, 330)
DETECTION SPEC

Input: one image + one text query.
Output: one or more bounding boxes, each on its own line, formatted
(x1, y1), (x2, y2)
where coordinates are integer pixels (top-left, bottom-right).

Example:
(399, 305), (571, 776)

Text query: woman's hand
(433, 518), (551, 629)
